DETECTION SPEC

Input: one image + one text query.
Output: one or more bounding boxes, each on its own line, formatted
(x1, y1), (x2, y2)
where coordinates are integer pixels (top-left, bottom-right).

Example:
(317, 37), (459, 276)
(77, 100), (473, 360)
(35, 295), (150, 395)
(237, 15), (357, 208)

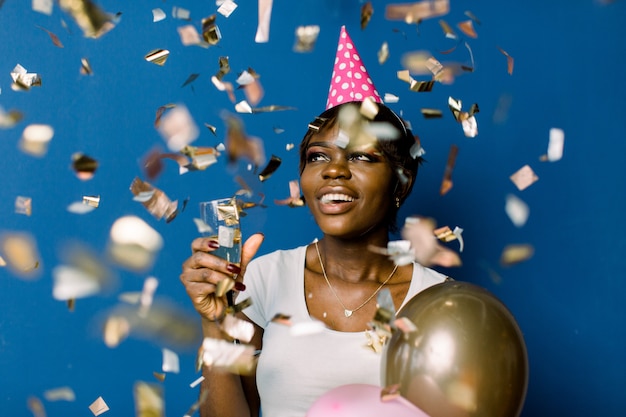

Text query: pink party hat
(326, 26), (382, 110)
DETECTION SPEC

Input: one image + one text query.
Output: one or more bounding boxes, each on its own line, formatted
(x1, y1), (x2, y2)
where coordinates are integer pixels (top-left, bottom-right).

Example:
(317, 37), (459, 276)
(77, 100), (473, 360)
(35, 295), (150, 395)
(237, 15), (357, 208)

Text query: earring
(395, 196), (400, 208)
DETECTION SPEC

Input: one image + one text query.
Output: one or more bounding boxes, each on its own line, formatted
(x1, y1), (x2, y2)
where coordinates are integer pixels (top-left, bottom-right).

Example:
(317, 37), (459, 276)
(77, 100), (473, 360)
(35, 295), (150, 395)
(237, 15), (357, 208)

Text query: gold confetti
(156, 104), (199, 151)
(237, 68), (264, 106)
(255, 0), (273, 43)
(381, 384), (402, 401)
(497, 46), (515, 75)
(378, 41), (389, 65)
(270, 313), (292, 326)
(72, 152), (98, 180)
(274, 180), (304, 207)
(27, 396), (46, 417)
(58, 0), (116, 39)
(107, 215), (163, 271)
(153, 372), (166, 382)
(172, 6), (190, 20)
(53, 242), (114, 301)
(216, 277), (235, 298)
(37, 25), (64, 47)
(134, 382), (164, 417)
(152, 8), (166, 22)
(425, 56), (444, 77)
(464, 10), (481, 25)
(221, 314), (255, 343)
(139, 277), (159, 318)
(448, 96), (479, 137)
(420, 108), (443, 118)
(11, 64), (41, 91)
(145, 49), (170, 66)
(434, 225), (456, 242)
(181, 73), (200, 88)
(32, 0), (53, 15)
(500, 244), (534, 266)
(396, 69), (435, 92)
(440, 144), (458, 196)
(103, 315), (130, 347)
(215, 56), (231, 81)
(224, 114), (266, 167)
(44, 386), (76, 402)
(438, 19), (457, 39)
(457, 19), (478, 38)
(0, 107), (23, 128)
(251, 104), (297, 113)
(80, 57), (93, 75)
(510, 165), (539, 191)
(162, 347), (179, 373)
(385, 0), (450, 24)
(202, 14), (222, 45)
(402, 216), (462, 268)
(225, 297), (253, 316)
(200, 337), (257, 375)
(179, 145), (220, 170)
(88, 396), (109, 416)
(361, 2), (374, 30)
(394, 316), (417, 334)
(0, 232), (41, 278)
(205, 123), (217, 135)
(505, 194), (529, 227)
(217, 0), (238, 18)
(15, 196), (32, 216)
(294, 25), (320, 52)
(104, 302), (201, 348)
(409, 79), (435, 92)
(258, 155), (282, 182)
(130, 177), (179, 222)
(177, 24), (204, 46)
(540, 128), (565, 162)
(365, 329), (384, 353)
(19, 123), (54, 156)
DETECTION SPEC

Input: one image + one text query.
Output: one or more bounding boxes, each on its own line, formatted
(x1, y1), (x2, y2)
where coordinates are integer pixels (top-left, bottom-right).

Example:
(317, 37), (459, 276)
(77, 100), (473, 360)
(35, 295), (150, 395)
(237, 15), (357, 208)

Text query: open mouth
(320, 193), (355, 204)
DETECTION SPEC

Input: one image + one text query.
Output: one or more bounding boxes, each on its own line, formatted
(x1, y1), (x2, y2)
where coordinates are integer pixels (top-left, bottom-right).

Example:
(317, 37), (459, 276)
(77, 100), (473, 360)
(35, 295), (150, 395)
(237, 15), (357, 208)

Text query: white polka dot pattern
(325, 26), (382, 110)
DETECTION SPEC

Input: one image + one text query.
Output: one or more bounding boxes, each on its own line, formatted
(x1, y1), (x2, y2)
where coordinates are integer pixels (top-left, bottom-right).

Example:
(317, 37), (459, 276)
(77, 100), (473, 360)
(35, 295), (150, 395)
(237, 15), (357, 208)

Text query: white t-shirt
(238, 245), (447, 417)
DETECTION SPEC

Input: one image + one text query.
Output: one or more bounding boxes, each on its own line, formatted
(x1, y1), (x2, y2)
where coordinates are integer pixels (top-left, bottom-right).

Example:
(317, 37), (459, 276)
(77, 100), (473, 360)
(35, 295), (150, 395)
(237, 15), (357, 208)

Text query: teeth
(320, 193), (354, 203)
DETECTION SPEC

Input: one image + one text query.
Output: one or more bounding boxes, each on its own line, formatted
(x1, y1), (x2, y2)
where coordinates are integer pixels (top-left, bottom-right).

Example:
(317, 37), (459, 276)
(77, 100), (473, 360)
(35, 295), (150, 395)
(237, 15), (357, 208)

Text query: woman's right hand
(180, 233), (265, 322)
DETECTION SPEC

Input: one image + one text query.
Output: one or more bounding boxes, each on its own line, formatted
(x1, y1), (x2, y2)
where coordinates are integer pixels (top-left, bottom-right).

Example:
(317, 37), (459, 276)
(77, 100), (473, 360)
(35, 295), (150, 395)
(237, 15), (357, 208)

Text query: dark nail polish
(234, 281), (246, 292)
(226, 263), (241, 274)
(208, 240), (220, 249)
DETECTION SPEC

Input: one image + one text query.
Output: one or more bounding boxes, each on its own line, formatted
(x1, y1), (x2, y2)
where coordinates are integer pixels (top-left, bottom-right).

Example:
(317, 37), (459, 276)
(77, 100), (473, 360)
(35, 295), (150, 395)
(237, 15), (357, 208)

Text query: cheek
(299, 169), (316, 199)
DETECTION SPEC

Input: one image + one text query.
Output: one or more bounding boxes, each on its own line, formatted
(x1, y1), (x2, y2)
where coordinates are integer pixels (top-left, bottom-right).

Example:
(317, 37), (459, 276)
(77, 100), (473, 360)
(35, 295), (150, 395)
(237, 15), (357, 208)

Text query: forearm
(199, 319), (253, 417)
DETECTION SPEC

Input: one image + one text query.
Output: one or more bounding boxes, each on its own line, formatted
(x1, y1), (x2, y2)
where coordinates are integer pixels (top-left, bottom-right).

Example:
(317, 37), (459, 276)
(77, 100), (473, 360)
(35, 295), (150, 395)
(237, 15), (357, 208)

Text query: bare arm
(180, 234), (265, 417)
(199, 317), (263, 417)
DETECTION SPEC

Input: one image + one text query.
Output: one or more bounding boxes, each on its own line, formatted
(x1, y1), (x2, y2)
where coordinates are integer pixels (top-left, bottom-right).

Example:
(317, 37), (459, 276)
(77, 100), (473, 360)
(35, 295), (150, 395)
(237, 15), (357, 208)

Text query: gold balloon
(382, 281), (528, 417)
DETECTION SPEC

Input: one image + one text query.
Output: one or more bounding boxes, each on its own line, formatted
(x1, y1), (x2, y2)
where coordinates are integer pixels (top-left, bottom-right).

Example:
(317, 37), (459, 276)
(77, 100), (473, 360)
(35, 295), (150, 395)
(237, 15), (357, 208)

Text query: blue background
(1, 0), (625, 416)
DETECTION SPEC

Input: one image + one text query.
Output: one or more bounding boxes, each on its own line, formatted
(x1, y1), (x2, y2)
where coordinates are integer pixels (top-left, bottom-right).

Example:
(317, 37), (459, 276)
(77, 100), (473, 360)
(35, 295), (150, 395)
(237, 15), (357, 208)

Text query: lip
(316, 186), (358, 214)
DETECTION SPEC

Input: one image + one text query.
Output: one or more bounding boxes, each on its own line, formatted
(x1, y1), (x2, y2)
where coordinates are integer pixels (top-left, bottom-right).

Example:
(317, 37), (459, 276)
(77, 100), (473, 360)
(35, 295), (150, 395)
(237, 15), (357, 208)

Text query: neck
(314, 231), (394, 284)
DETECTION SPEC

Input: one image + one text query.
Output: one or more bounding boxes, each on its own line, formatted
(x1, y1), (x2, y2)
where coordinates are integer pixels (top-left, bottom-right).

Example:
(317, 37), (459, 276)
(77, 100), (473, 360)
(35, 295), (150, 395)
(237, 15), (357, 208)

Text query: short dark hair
(298, 101), (424, 232)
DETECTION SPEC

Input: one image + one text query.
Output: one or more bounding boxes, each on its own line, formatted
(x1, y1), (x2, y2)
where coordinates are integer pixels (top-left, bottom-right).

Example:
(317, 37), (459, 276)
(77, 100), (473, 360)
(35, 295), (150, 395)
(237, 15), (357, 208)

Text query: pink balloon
(307, 384), (431, 417)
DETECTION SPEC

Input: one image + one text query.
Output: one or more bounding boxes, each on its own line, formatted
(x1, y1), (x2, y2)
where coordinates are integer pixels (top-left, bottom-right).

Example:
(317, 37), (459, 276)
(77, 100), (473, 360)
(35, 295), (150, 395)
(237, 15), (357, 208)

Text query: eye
(348, 152), (377, 162)
(306, 151), (330, 163)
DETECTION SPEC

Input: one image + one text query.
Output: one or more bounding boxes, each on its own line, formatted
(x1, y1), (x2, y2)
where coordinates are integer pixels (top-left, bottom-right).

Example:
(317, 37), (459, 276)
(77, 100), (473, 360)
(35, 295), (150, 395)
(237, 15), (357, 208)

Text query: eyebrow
(306, 141), (382, 155)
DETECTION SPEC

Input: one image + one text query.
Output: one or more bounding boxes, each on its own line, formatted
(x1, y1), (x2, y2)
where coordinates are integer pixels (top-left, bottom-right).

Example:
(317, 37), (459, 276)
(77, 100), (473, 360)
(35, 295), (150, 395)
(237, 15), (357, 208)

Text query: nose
(322, 158), (351, 179)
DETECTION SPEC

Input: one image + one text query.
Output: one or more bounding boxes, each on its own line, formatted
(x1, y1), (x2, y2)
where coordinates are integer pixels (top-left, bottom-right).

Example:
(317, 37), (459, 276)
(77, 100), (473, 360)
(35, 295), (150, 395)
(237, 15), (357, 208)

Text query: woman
(180, 100), (448, 417)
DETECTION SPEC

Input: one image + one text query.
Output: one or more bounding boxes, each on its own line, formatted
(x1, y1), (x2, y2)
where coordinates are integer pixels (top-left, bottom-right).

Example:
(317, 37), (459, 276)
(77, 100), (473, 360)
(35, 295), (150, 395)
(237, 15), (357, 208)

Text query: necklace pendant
(344, 309), (353, 318)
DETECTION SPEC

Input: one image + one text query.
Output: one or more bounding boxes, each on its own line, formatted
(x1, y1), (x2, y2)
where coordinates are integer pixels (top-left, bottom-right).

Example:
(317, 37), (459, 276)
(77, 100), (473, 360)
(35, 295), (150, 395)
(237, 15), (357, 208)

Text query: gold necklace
(314, 241), (398, 318)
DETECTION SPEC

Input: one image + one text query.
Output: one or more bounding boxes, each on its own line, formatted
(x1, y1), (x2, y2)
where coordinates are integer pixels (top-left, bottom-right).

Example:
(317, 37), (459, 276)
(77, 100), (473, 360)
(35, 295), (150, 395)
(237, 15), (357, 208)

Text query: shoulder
(245, 245), (307, 277)
(248, 245), (307, 266)
(412, 263), (448, 289)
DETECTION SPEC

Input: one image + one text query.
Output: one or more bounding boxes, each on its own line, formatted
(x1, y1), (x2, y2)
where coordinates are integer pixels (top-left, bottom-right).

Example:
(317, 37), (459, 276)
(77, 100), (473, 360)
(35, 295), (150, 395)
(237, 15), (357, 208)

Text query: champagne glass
(199, 197), (242, 265)
(199, 197), (242, 305)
